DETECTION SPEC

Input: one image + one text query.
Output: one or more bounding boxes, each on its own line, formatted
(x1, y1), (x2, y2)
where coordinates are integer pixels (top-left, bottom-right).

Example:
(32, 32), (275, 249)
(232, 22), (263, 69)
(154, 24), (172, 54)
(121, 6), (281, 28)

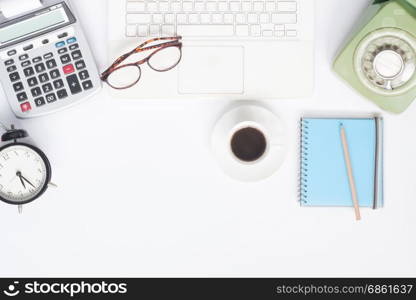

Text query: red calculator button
(20, 102), (32, 112)
(63, 64), (75, 74)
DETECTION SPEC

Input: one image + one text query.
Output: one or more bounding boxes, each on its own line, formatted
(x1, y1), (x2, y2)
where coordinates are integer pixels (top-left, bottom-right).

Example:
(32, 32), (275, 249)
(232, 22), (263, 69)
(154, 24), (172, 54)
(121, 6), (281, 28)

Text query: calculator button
(7, 49), (16, 56)
(42, 39), (49, 45)
(32, 56), (42, 63)
(46, 59), (57, 69)
(19, 54), (29, 61)
(79, 70), (90, 80)
(21, 61), (31, 67)
(34, 97), (46, 107)
(75, 60), (86, 70)
(16, 92), (28, 102)
(67, 37), (77, 44)
(50, 69), (60, 79)
(69, 44), (79, 51)
(57, 89), (68, 99)
(63, 64), (75, 74)
(71, 50), (82, 60)
(5, 59), (14, 66)
(13, 82), (24, 92)
(35, 63), (46, 73)
(58, 32), (69, 39)
(20, 102), (31, 112)
(58, 48), (68, 54)
(45, 93), (57, 103)
(27, 77), (38, 87)
(42, 83), (53, 93)
(7, 65), (17, 72)
(23, 67), (34, 77)
(39, 73), (49, 83)
(82, 80), (93, 90)
(60, 54), (71, 64)
(31, 87), (42, 97)
(23, 44), (33, 51)
(44, 53), (53, 59)
(53, 79), (64, 89)
(9, 72), (20, 82)
(66, 74), (82, 94)
(55, 41), (65, 48)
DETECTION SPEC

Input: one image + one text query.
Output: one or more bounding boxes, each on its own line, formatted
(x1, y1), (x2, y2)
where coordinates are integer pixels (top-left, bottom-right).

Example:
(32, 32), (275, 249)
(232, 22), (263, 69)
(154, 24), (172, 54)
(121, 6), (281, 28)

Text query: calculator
(0, 0), (101, 118)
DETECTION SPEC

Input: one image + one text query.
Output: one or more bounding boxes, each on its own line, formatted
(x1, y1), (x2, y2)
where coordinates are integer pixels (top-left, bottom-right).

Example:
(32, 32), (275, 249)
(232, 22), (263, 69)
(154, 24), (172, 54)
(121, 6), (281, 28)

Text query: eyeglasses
(101, 36), (182, 89)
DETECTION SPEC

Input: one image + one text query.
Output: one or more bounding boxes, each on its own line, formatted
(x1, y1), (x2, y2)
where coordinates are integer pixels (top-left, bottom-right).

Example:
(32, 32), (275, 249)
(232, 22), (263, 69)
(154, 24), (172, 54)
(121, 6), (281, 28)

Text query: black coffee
(230, 127), (267, 162)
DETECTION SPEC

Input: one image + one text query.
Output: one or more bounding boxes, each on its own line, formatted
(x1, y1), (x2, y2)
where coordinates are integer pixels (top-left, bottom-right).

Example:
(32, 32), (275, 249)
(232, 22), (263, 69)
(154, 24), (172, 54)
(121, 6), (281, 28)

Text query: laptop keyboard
(125, 0), (299, 39)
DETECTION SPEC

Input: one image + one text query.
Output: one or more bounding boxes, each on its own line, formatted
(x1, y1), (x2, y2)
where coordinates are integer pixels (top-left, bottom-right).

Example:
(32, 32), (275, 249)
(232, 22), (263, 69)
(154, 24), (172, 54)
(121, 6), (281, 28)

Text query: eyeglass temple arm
(134, 40), (181, 54)
(135, 36), (182, 50)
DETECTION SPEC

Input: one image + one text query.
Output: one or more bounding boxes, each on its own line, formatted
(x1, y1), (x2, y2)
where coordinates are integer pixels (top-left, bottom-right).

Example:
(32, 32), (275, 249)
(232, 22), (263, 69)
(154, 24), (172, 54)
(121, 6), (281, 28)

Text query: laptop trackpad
(178, 46), (244, 94)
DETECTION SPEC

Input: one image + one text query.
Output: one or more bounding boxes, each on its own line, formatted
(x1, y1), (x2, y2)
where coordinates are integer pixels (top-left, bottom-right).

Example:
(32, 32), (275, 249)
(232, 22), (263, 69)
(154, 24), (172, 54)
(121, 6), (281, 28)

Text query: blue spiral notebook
(300, 117), (383, 208)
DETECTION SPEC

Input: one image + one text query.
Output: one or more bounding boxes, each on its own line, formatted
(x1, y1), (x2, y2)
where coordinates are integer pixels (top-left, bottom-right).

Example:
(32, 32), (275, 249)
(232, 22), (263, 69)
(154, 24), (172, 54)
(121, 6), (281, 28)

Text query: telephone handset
(334, 0), (416, 113)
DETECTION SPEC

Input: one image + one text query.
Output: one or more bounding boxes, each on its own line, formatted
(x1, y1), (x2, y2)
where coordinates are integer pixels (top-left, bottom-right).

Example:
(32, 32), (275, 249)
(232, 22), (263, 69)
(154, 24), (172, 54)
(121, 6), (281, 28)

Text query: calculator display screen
(0, 3), (75, 48)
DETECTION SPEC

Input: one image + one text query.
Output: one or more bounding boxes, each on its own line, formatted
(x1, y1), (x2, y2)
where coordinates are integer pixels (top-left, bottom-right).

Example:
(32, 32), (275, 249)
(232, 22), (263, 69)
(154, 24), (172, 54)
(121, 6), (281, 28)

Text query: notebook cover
(300, 118), (382, 207)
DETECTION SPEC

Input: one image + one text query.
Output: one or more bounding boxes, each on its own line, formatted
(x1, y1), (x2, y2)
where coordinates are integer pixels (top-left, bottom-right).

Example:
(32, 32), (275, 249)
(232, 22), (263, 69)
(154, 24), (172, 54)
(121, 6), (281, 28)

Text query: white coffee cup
(212, 105), (287, 182)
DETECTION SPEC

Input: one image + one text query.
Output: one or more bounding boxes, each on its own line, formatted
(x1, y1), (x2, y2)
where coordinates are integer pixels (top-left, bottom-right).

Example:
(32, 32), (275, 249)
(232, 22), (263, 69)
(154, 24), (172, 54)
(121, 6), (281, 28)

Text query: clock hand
(19, 176), (26, 189)
(16, 172), (26, 189)
(21, 175), (36, 189)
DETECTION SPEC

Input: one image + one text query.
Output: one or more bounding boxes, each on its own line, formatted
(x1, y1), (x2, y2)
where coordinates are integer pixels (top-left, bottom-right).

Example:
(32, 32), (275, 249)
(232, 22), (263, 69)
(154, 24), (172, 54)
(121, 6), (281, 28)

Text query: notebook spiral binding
(300, 119), (309, 205)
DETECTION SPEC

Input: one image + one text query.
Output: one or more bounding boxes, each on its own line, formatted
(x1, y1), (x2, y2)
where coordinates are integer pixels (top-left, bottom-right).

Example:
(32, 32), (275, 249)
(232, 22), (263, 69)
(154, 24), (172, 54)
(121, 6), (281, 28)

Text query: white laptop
(107, 0), (314, 100)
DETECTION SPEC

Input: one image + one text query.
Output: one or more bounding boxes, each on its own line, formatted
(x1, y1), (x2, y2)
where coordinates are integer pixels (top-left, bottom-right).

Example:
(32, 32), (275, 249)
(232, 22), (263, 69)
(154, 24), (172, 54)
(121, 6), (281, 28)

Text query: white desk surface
(1, 0), (415, 277)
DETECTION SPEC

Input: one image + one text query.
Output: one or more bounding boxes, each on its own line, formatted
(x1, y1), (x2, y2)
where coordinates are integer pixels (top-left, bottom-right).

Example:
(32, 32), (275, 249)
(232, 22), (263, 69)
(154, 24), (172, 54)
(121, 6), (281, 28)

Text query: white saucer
(211, 105), (287, 182)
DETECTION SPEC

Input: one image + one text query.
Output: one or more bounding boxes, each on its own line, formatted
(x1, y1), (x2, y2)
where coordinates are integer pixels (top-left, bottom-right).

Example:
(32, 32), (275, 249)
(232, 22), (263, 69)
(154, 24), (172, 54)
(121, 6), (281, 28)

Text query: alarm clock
(0, 123), (54, 213)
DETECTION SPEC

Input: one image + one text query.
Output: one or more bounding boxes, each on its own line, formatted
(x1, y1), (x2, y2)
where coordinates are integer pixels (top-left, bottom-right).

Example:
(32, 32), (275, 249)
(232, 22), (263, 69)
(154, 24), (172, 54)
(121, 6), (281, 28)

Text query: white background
(0, 0), (415, 277)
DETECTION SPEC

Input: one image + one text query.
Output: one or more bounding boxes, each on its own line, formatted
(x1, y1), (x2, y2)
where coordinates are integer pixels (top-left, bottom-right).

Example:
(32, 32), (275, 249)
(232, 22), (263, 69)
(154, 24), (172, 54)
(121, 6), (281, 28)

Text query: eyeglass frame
(101, 36), (183, 89)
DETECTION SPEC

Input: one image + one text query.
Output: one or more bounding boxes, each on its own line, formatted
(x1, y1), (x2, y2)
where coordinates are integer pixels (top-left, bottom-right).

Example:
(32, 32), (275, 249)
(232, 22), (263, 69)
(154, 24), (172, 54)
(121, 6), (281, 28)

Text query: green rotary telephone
(334, 0), (416, 113)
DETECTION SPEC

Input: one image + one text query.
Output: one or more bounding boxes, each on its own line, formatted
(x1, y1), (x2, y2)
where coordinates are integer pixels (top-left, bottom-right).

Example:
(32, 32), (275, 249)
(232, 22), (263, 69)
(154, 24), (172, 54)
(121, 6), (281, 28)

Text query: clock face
(0, 144), (51, 205)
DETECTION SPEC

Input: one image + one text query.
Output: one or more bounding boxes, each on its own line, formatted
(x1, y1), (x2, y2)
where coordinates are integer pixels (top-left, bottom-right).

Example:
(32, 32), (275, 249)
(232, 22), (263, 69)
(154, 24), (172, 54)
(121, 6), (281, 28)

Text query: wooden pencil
(340, 124), (361, 221)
